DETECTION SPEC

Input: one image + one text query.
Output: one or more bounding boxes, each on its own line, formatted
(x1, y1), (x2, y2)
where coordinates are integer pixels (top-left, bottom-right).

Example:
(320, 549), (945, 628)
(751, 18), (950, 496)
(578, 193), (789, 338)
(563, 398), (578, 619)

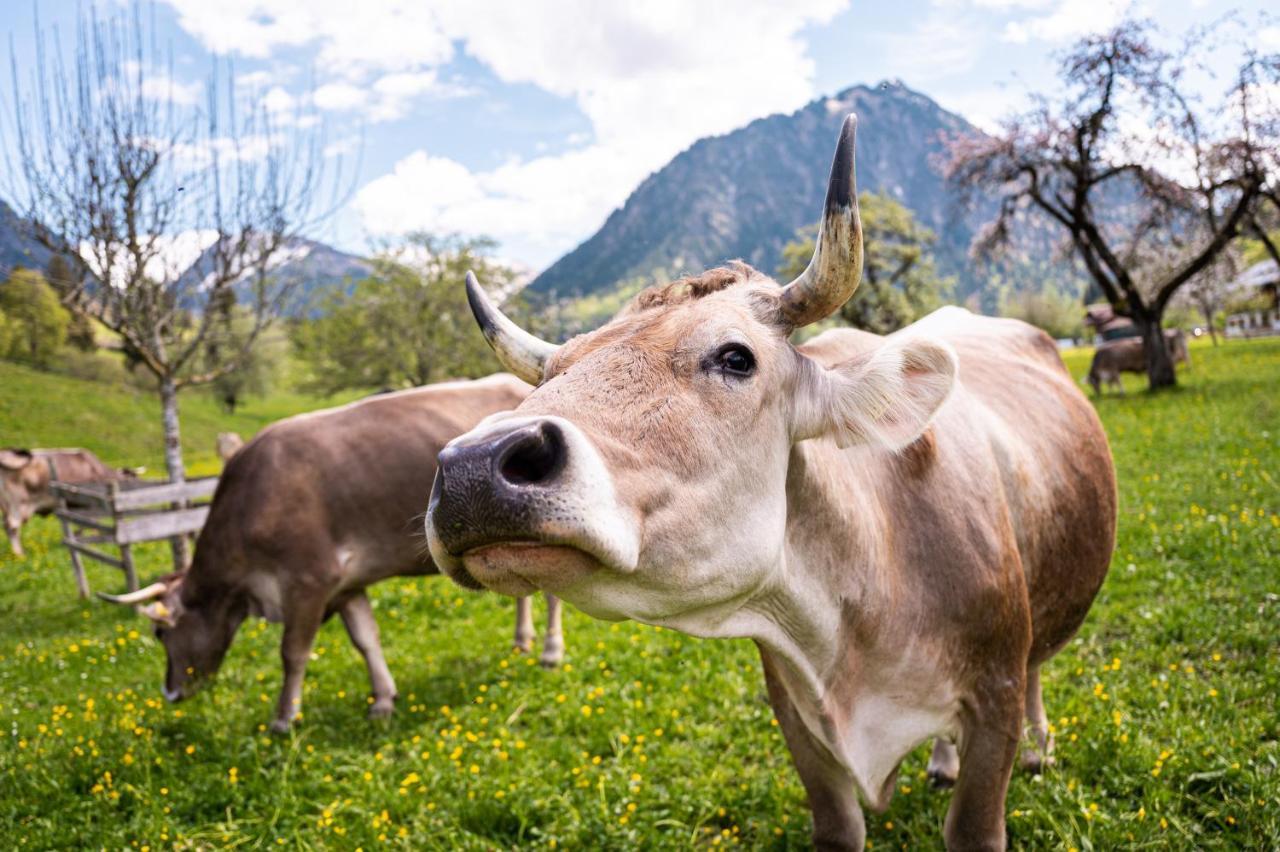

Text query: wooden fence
(49, 477), (218, 597)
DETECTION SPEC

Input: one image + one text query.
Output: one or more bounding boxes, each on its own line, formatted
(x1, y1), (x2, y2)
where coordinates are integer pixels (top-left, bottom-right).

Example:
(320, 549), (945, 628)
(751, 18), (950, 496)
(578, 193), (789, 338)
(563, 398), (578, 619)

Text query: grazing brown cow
(0, 448), (134, 558)
(1086, 329), (1190, 396)
(425, 116), (1117, 850)
(102, 374), (566, 732)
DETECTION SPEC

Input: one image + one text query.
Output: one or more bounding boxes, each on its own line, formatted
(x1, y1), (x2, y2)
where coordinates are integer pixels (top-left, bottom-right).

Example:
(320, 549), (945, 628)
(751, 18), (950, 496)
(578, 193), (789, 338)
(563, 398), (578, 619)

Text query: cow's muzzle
(425, 415), (639, 596)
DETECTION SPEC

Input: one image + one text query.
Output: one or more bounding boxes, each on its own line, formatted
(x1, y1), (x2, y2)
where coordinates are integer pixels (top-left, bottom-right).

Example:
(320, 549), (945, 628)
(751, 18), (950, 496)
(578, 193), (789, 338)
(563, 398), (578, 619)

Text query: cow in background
(102, 374), (564, 732)
(0, 448), (134, 558)
(216, 432), (245, 462)
(1086, 329), (1190, 396)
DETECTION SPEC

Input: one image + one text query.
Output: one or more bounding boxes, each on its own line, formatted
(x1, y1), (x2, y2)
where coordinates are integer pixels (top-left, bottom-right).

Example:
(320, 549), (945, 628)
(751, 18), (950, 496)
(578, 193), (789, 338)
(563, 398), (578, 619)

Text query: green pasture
(0, 337), (1277, 849)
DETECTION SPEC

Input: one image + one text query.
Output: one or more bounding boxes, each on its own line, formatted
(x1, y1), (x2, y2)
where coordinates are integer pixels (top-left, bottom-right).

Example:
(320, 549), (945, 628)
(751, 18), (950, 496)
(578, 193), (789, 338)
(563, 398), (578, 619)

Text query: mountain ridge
(528, 81), (989, 299)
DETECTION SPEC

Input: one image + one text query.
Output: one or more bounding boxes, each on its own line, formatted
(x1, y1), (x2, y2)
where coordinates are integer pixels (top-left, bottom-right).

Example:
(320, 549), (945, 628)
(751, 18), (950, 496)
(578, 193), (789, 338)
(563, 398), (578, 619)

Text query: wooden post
(59, 510), (90, 599)
(110, 481), (139, 592)
(49, 458), (90, 599)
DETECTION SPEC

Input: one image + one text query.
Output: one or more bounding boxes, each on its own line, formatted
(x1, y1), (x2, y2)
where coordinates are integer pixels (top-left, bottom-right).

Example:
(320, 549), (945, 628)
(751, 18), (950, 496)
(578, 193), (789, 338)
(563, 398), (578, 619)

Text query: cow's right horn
(97, 582), (168, 605)
(779, 113), (864, 328)
(465, 271), (559, 386)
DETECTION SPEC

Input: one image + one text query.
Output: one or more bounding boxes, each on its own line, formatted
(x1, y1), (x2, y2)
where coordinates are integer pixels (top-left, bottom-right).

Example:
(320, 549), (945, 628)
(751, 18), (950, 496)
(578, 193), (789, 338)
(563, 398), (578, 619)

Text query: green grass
(1, 338), (1277, 849)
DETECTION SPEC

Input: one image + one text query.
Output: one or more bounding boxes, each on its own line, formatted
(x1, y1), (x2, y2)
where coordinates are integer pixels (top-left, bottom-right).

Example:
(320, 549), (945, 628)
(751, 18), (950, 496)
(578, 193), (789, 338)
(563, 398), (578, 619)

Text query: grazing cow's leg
(339, 591), (398, 719)
(943, 675), (1024, 852)
(271, 597), (327, 733)
(3, 516), (22, 559)
(1019, 666), (1052, 773)
(927, 738), (960, 788)
(760, 648), (865, 851)
(539, 593), (564, 668)
(514, 595), (535, 653)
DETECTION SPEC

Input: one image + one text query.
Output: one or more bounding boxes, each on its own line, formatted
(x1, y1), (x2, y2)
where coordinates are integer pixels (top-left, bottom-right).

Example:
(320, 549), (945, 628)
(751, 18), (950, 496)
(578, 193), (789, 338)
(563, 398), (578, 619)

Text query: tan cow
(215, 432), (245, 462)
(102, 375), (565, 732)
(1086, 329), (1190, 396)
(425, 116), (1117, 850)
(0, 448), (134, 558)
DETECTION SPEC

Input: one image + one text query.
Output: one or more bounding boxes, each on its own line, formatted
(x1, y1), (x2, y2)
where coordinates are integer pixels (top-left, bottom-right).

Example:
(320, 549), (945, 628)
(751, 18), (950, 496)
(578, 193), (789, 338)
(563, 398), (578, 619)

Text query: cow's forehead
(548, 279), (787, 376)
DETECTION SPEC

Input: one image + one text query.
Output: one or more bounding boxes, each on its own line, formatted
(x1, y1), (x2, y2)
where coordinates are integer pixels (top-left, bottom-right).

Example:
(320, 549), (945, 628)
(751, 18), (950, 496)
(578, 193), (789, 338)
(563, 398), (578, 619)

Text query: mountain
(0, 200), (51, 278)
(529, 81), (994, 300)
(177, 236), (373, 315)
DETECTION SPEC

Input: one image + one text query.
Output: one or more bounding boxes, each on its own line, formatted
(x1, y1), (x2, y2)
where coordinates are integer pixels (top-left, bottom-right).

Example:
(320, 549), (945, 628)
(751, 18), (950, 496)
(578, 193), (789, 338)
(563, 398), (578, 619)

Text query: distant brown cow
(1087, 329), (1190, 396)
(216, 432), (245, 462)
(101, 374), (564, 732)
(0, 448), (134, 558)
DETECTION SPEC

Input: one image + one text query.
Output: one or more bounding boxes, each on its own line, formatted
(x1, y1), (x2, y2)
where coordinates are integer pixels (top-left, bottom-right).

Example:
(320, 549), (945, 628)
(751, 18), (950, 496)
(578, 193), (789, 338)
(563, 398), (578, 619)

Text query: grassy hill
(0, 359), (361, 476)
(0, 337), (1277, 848)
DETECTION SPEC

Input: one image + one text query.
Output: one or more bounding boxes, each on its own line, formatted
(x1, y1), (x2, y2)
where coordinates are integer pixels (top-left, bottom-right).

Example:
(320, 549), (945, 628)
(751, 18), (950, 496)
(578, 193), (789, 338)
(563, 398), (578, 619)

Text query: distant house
(1225, 260), (1280, 339)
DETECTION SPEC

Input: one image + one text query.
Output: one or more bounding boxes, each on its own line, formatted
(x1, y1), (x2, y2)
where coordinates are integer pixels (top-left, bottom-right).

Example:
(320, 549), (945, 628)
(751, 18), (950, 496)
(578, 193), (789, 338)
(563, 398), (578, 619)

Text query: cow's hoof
(539, 641), (564, 669)
(927, 768), (957, 789)
(1019, 750), (1053, 774)
(368, 701), (395, 720)
(513, 640), (533, 654)
(269, 718), (293, 734)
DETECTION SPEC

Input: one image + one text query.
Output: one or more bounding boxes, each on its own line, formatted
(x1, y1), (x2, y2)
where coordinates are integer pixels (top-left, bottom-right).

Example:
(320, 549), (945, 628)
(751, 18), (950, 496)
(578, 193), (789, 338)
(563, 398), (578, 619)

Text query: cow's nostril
(498, 422), (566, 486)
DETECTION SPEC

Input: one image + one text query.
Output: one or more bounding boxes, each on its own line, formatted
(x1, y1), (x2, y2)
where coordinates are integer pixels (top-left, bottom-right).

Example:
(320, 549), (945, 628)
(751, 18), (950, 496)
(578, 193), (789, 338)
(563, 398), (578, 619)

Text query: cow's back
(194, 374), (530, 586)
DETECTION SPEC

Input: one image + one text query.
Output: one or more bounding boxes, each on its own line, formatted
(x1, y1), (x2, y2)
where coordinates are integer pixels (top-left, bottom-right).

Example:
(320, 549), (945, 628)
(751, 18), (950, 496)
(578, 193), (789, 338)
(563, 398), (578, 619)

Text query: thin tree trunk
(1201, 306), (1219, 346)
(1137, 314), (1177, 390)
(158, 375), (191, 568)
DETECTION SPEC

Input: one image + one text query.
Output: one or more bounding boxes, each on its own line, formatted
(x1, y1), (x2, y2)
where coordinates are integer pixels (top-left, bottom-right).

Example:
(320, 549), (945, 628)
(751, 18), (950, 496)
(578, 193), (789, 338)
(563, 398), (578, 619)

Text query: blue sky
(1, 1), (1273, 273)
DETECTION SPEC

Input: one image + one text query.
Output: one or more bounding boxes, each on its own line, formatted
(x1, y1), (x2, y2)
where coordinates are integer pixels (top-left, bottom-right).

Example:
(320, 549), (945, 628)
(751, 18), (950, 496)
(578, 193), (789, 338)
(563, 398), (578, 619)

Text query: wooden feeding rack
(49, 477), (218, 597)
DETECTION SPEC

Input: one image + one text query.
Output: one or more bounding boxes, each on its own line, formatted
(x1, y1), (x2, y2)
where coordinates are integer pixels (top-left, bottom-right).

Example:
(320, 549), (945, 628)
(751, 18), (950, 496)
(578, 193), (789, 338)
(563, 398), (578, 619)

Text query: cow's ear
(794, 336), (957, 450)
(0, 449), (33, 471)
(140, 597), (181, 628)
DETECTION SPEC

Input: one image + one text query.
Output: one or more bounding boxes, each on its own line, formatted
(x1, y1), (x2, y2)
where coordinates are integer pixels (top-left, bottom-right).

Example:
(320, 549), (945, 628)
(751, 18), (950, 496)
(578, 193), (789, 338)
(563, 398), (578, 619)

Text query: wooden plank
(115, 506), (210, 544)
(53, 509), (116, 535)
(49, 481), (113, 511)
(65, 540), (124, 569)
(112, 478), (218, 511)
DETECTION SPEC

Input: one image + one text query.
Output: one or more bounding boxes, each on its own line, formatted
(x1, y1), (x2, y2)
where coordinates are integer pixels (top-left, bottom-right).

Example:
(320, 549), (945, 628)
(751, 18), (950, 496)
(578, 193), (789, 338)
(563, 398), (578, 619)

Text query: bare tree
(947, 20), (1275, 389)
(4, 7), (346, 561)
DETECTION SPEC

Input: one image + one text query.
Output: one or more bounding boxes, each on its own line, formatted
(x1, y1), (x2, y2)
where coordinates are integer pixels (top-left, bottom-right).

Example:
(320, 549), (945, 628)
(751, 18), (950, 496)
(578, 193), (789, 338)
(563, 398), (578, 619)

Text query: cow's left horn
(97, 582), (167, 605)
(779, 114), (864, 328)
(465, 271), (559, 385)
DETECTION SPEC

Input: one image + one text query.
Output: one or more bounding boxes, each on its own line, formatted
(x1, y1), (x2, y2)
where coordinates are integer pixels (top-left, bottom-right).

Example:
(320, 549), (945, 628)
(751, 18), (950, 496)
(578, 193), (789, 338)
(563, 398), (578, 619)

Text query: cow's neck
(734, 440), (956, 808)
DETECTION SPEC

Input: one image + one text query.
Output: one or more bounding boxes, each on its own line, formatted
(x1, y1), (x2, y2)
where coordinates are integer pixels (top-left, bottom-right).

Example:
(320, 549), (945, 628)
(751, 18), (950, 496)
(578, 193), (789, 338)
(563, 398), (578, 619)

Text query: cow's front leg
(271, 598), (326, 733)
(3, 514), (23, 559)
(514, 595), (535, 653)
(339, 591), (397, 719)
(539, 593), (564, 668)
(760, 648), (865, 851)
(943, 673), (1024, 852)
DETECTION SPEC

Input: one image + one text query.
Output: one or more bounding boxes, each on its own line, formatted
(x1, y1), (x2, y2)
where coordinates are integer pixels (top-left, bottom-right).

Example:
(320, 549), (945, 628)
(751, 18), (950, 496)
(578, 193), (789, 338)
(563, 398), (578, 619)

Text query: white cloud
(1001, 0), (1137, 44)
(123, 61), (204, 105)
(163, 0), (850, 267)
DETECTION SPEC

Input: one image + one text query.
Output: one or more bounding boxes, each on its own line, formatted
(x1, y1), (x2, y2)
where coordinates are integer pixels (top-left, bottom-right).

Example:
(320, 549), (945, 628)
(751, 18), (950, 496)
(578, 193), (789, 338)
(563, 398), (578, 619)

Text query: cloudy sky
(1, 1), (1272, 272)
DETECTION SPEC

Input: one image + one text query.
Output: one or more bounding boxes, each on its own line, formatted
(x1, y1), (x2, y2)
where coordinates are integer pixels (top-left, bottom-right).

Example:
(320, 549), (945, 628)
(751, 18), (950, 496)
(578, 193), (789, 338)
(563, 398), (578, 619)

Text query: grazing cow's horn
(779, 114), (864, 328)
(465, 271), (559, 385)
(97, 582), (168, 605)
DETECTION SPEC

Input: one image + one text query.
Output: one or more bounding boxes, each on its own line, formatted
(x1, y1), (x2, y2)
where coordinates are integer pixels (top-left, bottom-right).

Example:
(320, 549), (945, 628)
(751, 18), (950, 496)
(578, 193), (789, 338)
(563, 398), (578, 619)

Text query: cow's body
(1086, 329), (1189, 395)
(425, 117), (1117, 849)
(107, 374), (564, 732)
(764, 309), (1115, 812)
(1, 448), (132, 557)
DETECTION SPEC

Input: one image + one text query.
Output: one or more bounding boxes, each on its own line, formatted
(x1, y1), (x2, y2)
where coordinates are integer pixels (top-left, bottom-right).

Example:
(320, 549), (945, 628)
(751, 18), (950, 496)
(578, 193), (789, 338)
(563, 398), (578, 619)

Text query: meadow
(0, 337), (1277, 849)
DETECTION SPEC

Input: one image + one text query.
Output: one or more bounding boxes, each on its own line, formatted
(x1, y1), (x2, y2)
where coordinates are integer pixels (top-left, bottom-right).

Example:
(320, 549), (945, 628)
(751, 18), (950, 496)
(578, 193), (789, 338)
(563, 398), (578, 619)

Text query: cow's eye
(712, 344), (756, 377)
